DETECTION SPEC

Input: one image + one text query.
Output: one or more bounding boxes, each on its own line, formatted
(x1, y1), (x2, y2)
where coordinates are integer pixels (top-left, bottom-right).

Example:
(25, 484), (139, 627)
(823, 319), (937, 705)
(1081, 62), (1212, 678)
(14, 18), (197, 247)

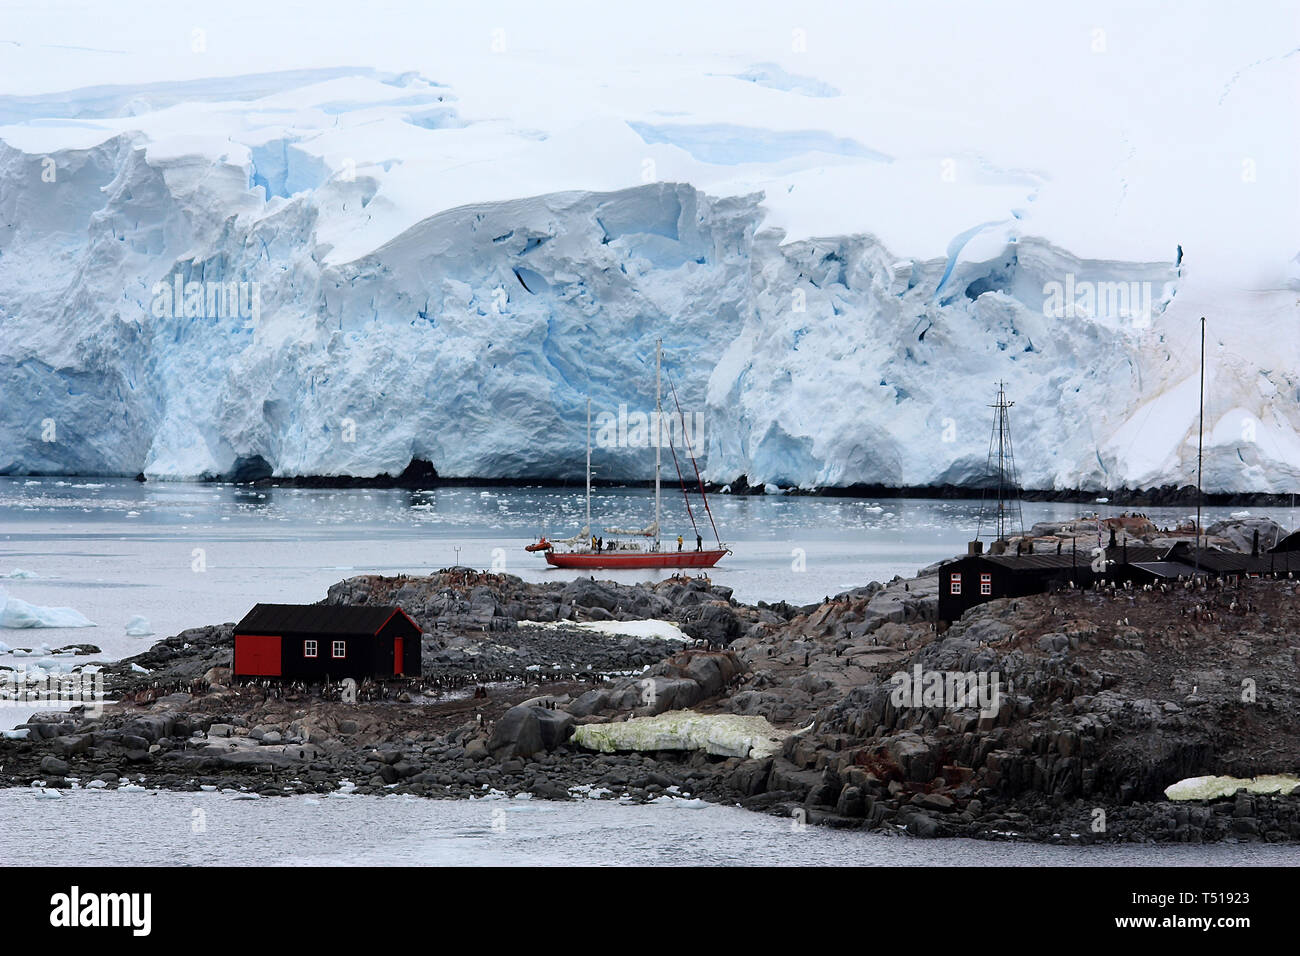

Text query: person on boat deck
(597, 536), (603, 552)
(696, 534), (702, 552)
(677, 534), (683, 551)
(591, 535), (597, 551)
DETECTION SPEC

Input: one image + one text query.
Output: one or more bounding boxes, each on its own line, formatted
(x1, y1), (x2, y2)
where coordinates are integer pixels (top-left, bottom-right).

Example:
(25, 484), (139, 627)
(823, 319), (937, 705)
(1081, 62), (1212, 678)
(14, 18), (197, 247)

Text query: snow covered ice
(124, 615), (154, 637)
(0, 2), (1296, 492)
(0, 589), (96, 629)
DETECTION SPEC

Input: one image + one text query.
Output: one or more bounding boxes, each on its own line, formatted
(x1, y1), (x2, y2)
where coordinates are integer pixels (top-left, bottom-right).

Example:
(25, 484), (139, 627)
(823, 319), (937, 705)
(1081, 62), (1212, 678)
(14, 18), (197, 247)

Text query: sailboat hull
(544, 549), (728, 570)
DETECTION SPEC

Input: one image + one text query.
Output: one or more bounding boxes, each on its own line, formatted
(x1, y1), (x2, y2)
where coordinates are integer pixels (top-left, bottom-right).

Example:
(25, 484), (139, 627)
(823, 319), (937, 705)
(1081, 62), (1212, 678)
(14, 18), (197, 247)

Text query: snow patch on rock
(572, 709), (784, 759)
(1164, 774), (1300, 801)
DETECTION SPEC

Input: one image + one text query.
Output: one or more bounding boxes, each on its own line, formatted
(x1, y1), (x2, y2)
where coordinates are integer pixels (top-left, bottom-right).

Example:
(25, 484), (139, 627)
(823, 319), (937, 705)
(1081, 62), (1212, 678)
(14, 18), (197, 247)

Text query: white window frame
(304, 640), (317, 658)
(949, 573), (961, 595)
(332, 640), (346, 659)
(980, 573), (992, 596)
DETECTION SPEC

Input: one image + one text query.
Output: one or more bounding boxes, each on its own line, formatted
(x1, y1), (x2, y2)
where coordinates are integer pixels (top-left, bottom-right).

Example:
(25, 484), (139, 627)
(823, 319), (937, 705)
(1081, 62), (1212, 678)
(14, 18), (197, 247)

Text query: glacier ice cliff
(0, 64), (1297, 494)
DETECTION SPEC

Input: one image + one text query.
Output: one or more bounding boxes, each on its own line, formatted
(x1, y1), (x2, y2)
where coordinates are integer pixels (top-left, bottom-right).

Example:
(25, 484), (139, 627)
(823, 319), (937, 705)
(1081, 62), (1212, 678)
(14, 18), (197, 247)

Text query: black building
(233, 603), (422, 681)
(1161, 540), (1290, 577)
(1270, 530), (1300, 553)
(938, 544), (1165, 624)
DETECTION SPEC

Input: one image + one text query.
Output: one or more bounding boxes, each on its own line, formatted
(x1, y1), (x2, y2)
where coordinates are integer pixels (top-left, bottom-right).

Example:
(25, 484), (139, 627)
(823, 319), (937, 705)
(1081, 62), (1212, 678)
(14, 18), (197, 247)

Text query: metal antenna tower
(975, 381), (1025, 542)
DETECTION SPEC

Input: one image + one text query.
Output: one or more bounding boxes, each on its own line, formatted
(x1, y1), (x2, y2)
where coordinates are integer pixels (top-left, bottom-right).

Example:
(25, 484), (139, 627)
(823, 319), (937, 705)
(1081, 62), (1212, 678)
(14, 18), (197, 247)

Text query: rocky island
(4, 518), (1299, 845)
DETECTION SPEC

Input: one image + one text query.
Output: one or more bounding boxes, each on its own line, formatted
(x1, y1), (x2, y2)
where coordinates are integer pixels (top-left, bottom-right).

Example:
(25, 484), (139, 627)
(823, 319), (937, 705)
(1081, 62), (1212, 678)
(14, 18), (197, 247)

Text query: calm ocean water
(0, 476), (1271, 658)
(3, 788), (1297, 867)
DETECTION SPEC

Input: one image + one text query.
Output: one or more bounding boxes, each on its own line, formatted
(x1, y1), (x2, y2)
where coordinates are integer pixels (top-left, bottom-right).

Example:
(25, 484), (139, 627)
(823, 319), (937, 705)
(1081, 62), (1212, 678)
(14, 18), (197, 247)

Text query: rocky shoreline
(20, 464), (1294, 507)
(4, 562), (1299, 845)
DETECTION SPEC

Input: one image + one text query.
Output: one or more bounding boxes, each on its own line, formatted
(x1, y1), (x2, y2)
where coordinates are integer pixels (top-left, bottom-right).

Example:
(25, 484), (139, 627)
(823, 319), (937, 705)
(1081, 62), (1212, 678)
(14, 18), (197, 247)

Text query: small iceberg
(649, 795), (709, 808)
(0, 589), (95, 629)
(1164, 774), (1300, 801)
(125, 615), (154, 637)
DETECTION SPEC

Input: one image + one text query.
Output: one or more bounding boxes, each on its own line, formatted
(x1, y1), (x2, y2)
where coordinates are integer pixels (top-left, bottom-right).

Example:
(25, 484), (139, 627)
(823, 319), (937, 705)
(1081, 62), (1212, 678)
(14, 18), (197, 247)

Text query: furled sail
(551, 525), (591, 546)
(602, 521), (658, 538)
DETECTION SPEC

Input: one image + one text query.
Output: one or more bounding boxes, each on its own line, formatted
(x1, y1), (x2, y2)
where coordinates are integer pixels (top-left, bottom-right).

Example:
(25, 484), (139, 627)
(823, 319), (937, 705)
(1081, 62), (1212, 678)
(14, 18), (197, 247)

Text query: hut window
(304, 640), (317, 658)
(332, 641), (346, 659)
(980, 573), (992, 595)
(949, 573), (961, 595)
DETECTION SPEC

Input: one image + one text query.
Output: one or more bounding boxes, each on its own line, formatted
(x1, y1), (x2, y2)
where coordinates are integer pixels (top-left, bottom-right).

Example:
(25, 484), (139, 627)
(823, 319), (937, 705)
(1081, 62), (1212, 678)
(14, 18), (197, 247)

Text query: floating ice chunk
(86, 779), (107, 789)
(649, 795), (709, 808)
(125, 615), (154, 637)
(0, 589), (95, 629)
(567, 784), (613, 800)
(35, 788), (62, 800)
(1165, 774), (1299, 801)
(572, 710), (785, 759)
(2, 569), (38, 579)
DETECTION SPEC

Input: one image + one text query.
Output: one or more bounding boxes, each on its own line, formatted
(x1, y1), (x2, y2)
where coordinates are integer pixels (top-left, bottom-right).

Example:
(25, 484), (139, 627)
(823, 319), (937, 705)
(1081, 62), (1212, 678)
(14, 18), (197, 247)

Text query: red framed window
(332, 640), (346, 659)
(304, 640), (317, 658)
(949, 573), (961, 595)
(980, 573), (992, 595)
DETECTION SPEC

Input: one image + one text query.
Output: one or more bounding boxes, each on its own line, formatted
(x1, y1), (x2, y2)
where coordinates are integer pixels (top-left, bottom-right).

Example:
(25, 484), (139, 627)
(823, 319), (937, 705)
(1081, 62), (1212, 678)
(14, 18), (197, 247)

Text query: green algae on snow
(572, 710), (785, 759)
(1164, 774), (1300, 801)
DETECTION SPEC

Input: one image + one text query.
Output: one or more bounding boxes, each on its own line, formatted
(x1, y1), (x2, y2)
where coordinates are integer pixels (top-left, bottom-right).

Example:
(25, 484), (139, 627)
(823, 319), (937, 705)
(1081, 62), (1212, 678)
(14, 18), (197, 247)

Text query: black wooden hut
(937, 544), (1167, 624)
(233, 603), (422, 681)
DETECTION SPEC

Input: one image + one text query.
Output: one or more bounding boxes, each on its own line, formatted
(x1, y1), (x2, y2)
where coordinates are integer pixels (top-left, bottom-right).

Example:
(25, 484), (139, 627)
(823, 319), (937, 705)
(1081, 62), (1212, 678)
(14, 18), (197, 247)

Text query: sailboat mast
(585, 396), (592, 543)
(654, 339), (662, 551)
(997, 382), (1006, 540)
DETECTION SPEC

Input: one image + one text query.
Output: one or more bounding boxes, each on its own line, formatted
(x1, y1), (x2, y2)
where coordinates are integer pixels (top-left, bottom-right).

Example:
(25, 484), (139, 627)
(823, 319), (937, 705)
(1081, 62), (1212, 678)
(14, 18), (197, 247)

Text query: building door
(393, 636), (404, 676)
(235, 634), (282, 676)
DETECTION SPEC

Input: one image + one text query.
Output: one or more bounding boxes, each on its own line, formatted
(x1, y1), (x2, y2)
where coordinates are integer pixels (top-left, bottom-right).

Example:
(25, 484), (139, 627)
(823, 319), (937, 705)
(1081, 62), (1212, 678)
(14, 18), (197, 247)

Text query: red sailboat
(528, 340), (729, 570)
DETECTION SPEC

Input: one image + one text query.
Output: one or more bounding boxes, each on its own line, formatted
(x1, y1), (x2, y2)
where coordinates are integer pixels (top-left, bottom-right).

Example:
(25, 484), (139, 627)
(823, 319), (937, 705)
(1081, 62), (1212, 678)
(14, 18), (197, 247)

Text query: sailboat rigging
(526, 339), (730, 569)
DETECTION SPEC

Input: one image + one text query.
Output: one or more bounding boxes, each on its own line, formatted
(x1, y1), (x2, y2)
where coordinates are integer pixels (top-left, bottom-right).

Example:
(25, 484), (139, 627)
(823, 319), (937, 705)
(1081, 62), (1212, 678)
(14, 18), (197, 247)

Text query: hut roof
(235, 603), (411, 635)
(1130, 561), (1208, 579)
